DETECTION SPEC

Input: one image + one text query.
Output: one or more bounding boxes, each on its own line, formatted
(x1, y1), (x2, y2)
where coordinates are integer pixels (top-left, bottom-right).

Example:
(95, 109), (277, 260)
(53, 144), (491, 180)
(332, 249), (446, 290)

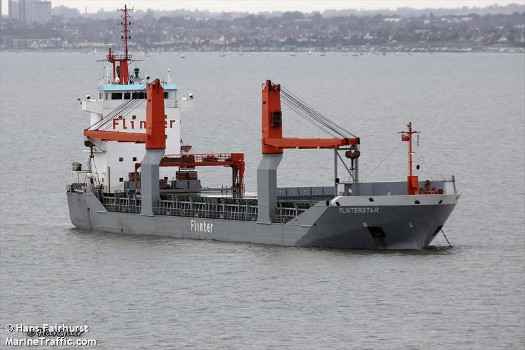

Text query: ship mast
(122, 5), (131, 60)
(106, 5), (133, 85)
(400, 122), (420, 195)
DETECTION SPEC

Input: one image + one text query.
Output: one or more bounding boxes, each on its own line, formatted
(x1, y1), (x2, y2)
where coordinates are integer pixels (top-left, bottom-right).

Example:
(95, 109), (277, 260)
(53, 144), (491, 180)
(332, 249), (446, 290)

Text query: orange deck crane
(262, 80), (360, 154)
(257, 80), (361, 223)
(83, 79), (245, 198)
(134, 153), (245, 198)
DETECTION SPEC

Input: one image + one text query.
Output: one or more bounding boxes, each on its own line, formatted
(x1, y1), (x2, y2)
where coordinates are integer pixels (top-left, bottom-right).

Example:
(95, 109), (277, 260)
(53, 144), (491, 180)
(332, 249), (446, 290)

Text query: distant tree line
(1, 5), (524, 50)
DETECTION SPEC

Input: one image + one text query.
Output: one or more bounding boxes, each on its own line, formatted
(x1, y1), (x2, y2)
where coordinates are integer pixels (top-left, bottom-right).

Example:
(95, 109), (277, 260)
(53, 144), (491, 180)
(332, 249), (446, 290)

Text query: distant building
(52, 5), (80, 19)
(10, 0), (27, 22)
(10, 0), (52, 24)
(384, 18), (402, 23)
(31, 1), (51, 23)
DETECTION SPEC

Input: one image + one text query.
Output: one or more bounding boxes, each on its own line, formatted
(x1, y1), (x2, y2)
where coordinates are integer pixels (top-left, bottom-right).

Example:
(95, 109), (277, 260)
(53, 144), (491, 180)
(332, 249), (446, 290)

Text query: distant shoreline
(2, 47), (523, 54)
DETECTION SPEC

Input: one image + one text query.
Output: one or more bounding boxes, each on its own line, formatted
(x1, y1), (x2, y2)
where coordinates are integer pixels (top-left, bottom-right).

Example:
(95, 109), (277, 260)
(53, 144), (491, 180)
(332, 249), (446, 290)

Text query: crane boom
(262, 80), (359, 154)
(264, 137), (358, 149)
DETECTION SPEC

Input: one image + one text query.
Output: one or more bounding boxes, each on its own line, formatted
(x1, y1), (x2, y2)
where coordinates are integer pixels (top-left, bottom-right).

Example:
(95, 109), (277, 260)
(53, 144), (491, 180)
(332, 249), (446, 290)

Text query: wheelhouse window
(124, 92), (131, 99)
(132, 92), (147, 99)
(111, 92), (123, 100)
(164, 92), (169, 99)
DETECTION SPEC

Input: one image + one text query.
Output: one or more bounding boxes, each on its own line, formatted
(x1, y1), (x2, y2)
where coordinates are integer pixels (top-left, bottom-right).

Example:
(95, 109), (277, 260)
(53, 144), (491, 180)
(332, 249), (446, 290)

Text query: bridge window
(124, 92), (131, 99)
(132, 92), (147, 99)
(111, 92), (123, 100)
(164, 92), (169, 99)
(99, 93), (103, 99)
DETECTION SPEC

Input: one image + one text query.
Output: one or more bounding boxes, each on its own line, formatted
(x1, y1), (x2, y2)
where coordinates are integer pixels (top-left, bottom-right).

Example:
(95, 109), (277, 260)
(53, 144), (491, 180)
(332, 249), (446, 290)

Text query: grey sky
(2, 1), (523, 15)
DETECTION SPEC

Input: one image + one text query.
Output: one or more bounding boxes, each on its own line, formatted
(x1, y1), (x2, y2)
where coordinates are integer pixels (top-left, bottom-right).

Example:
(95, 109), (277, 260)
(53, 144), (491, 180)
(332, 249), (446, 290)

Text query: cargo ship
(67, 6), (460, 250)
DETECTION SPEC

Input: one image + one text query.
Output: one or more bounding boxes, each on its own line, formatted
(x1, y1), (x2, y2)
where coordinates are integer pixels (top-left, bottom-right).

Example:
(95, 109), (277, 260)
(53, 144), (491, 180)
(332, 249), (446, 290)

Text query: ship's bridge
(97, 83), (178, 108)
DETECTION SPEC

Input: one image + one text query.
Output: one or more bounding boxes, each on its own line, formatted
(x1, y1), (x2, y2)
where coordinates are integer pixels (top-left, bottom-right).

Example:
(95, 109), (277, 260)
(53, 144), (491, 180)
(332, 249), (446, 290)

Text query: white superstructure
(75, 6), (191, 192)
(81, 80), (182, 191)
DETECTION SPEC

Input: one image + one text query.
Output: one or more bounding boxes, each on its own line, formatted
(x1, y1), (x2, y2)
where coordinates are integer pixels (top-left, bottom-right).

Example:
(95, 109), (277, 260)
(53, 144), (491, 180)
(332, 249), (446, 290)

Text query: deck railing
(99, 194), (312, 223)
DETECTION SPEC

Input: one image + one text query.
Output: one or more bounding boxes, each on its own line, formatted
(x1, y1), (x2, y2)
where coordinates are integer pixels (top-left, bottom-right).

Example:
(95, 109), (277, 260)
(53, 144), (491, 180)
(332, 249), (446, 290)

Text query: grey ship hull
(67, 188), (459, 250)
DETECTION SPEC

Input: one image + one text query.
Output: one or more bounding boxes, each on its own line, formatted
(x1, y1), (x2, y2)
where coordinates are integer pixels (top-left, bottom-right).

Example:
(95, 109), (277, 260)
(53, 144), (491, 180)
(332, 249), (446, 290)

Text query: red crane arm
(134, 153), (245, 198)
(83, 79), (165, 149)
(261, 80), (359, 154)
(156, 153), (244, 166)
(83, 130), (145, 143)
(264, 137), (359, 149)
